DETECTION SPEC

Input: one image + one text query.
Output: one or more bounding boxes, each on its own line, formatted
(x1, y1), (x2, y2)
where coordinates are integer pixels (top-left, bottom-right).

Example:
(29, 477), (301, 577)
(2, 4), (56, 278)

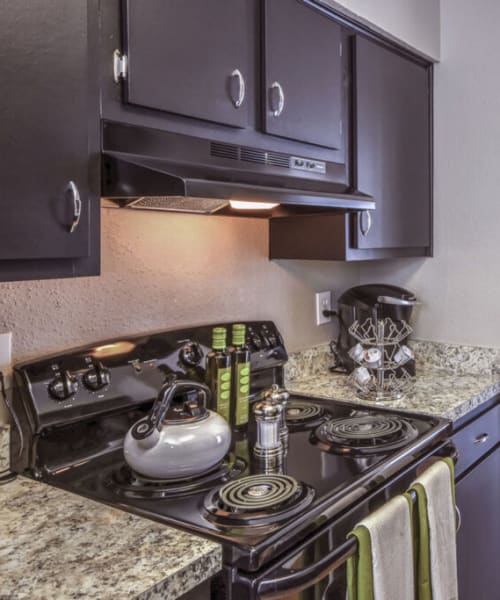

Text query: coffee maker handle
(377, 295), (420, 306)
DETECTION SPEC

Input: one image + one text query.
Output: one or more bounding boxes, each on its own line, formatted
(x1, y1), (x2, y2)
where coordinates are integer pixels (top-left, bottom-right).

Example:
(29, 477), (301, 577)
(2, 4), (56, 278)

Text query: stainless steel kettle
(123, 378), (231, 479)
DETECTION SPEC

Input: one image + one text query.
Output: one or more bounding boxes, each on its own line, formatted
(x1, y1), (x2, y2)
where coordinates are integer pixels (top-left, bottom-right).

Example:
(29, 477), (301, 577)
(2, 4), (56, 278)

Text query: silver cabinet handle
(230, 69), (245, 108)
(270, 81), (285, 117)
(359, 210), (372, 236)
(455, 504), (462, 532)
(473, 433), (489, 444)
(68, 181), (82, 234)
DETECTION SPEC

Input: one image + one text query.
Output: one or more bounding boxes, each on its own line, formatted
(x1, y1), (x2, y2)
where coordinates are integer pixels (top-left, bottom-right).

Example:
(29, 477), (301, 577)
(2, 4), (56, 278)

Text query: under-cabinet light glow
(229, 200), (279, 210)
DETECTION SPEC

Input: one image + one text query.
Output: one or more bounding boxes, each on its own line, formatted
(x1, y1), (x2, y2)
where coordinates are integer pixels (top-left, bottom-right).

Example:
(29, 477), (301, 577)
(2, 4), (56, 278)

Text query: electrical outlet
(315, 291), (333, 326)
(0, 332), (12, 389)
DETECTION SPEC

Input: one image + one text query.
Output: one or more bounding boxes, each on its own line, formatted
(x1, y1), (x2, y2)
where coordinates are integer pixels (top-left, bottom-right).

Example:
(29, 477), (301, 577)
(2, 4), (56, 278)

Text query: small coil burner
(285, 400), (328, 429)
(106, 455), (246, 499)
(312, 414), (419, 455)
(203, 474), (314, 527)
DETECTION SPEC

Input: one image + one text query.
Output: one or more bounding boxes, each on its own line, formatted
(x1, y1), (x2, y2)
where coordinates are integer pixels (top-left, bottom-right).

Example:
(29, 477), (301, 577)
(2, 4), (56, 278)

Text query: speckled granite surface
(0, 424), (8, 471)
(411, 339), (500, 375)
(286, 341), (500, 421)
(0, 473), (221, 600)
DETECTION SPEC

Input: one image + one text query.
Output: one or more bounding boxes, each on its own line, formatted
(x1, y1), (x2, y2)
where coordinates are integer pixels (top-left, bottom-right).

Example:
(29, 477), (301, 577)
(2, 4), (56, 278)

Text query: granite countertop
(286, 340), (500, 422)
(0, 428), (221, 600)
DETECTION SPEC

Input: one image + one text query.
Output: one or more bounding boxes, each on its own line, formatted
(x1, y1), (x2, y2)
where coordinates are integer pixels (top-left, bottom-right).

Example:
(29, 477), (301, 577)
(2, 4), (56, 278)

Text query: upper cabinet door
(123, 0), (252, 128)
(262, 0), (343, 149)
(0, 0), (91, 260)
(353, 36), (431, 250)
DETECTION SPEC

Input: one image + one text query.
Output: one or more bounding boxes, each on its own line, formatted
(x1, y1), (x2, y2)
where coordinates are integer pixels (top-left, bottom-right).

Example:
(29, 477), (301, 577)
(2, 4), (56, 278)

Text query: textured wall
(322, 0), (440, 59)
(360, 0), (500, 348)
(0, 209), (360, 366)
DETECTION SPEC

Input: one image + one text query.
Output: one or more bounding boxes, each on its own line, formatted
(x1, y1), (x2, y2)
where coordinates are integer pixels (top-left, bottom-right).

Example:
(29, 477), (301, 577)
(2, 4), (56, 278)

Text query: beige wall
(360, 0), (500, 348)
(321, 0), (440, 59)
(0, 209), (360, 367)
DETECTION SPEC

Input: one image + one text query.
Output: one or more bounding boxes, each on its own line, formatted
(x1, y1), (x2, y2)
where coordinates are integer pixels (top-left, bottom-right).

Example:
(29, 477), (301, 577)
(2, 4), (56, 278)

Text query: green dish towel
(409, 457), (458, 600)
(347, 494), (414, 600)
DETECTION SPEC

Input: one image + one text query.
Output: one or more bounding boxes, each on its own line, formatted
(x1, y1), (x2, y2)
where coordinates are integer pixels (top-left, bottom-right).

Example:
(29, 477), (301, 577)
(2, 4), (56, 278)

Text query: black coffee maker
(334, 284), (418, 375)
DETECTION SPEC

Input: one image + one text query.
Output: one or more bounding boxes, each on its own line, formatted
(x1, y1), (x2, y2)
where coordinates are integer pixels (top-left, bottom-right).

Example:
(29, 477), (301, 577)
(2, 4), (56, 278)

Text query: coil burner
(312, 415), (419, 456)
(285, 400), (329, 429)
(106, 455), (246, 499)
(203, 474), (314, 527)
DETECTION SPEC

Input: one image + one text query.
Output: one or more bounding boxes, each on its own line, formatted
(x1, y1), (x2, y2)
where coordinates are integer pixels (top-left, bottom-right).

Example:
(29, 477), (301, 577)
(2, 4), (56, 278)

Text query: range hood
(101, 121), (374, 216)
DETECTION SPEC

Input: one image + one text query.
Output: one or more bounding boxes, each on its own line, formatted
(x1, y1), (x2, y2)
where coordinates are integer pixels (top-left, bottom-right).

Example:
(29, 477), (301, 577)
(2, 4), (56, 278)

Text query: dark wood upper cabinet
(262, 0), (343, 149)
(0, 0), (100, 281)
(123, 0), (252, 128)
(269, 33), (433, 262)
(352, 36), (432, 251)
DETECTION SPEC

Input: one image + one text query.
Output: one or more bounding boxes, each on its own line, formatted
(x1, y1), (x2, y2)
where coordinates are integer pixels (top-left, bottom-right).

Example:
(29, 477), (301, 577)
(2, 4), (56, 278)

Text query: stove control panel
(13, 321), (287, 430)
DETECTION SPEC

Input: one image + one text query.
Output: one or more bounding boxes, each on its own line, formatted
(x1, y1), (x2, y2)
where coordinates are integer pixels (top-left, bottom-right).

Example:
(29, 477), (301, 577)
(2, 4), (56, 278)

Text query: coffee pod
(363, 347), (382, 366)
(352, 366), (371, 387)
(393, 345), (414, 365)
(348, 343), (365, 362)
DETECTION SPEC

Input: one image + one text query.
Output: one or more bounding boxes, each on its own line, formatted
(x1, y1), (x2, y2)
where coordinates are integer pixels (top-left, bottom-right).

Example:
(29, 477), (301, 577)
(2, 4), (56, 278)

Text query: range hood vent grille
(210, 142), (239, 161)
(210, 142), (291, 169)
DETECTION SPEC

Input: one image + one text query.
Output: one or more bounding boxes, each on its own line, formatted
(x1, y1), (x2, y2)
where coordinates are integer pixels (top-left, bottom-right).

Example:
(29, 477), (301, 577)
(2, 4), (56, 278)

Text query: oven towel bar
(346, 457), (458, 600)
(257, 457), (460, 600)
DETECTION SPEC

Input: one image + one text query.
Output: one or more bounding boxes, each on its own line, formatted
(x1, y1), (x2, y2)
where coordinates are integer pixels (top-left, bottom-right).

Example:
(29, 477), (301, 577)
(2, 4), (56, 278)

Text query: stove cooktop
(44, 393), (448, 570)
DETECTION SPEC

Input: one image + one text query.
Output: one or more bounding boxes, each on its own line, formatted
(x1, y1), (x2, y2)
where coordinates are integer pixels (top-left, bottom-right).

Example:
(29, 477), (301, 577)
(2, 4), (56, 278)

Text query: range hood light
(230, 200), (279, 211)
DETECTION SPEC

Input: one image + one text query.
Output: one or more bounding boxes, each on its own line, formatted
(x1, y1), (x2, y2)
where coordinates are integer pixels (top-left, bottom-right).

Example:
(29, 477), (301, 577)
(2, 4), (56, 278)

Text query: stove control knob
(82, 362), (110, 391)
(251, 334), (263, 350)
(179, 342), (203, 367)
(48, 371), (78, 401)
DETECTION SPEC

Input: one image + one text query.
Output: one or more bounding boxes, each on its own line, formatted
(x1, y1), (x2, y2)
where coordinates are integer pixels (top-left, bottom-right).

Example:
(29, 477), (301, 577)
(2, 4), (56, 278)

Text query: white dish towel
(354, 494), (415, 600)
(412, 459), (458, 600)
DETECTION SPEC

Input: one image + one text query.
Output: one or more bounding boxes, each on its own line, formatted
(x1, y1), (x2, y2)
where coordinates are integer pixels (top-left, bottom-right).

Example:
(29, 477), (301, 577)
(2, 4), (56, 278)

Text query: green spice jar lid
(232, 323), (246, 346)
(212, 327), (227, 350)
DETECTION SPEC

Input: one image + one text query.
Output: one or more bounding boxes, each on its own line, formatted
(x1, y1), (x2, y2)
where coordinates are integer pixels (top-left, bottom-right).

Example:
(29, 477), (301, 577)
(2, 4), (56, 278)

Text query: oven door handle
(256, 538), (356, 599)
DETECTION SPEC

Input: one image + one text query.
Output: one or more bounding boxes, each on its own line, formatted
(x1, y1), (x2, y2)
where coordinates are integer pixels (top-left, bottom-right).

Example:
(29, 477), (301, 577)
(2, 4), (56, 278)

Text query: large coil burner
(106, 455), (246, 499)
(203, 474), (314, 527)
(312, 414), (419, 456)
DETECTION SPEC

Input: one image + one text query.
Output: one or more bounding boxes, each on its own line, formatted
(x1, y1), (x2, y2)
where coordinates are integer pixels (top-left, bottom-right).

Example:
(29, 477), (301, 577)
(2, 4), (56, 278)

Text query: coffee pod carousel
(348, 317), (415, 401)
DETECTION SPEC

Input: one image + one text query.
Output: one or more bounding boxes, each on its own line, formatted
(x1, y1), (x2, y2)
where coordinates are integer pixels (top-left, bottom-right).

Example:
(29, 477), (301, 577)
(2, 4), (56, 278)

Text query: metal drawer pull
(359, 210), (372, 236)
(455, 505), (462, 533)
(473, 433), (489, 444)
(270, 81), (285, 117)
(67, 181), (82, 234)
(230, 69), (245, 108)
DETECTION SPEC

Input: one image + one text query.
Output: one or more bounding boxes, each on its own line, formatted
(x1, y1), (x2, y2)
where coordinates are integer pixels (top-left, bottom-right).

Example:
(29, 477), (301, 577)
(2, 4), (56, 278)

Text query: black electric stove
(9, 322), (452, 599)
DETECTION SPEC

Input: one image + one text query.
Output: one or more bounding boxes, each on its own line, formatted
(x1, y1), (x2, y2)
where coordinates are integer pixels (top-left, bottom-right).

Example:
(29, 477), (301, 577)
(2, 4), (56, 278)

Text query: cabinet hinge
(339, 119), (343, 137)
(113, 49), (128, 83)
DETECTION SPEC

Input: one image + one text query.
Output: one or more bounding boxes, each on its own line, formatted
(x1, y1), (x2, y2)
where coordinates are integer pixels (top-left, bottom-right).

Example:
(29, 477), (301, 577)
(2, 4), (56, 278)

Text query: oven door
(222, 440), (455, 600)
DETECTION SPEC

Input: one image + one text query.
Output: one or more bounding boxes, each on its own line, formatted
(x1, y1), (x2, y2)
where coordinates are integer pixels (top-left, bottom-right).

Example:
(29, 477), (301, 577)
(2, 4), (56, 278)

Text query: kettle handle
(132, 380), (211, 440)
